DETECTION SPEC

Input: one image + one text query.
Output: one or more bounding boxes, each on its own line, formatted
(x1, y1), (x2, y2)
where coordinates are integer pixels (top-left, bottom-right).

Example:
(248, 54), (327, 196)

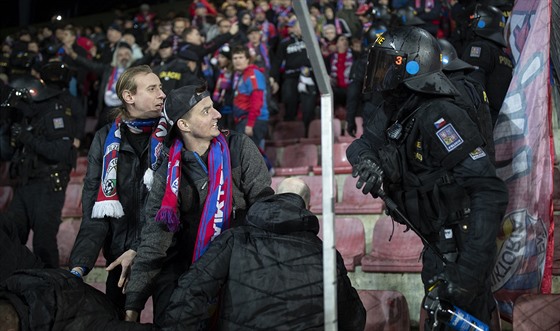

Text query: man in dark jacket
(0, 222), (155, 331)
(161, 177), (366, 331)
(125, 84), (273, 326)
(347, 27), (508, 329)
(69, 65), (166, 312)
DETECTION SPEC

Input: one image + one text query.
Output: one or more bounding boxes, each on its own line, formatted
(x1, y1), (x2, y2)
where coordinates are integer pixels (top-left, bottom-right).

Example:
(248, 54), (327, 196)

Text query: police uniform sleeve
(417, 100), (485, 169)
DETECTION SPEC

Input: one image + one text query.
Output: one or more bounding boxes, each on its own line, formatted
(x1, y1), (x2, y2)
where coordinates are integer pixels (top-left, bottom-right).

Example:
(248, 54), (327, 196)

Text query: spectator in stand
(124, 83), (273, 326)
(180, 24), (239, 69)
(122, 30), (144, 62)
(211, 45), (235, 129)
(64, 41), (134, 128)
(246, 26), (271, 73)
(270, 18), (317, 135)
(192, 3), (213, 37)
(207, 16), (232, 43)
(253, 5), (278, 52)
(134, 3), (156, 34)
(323, 3), (352, 38)
(232, 45), (269, 149)
(223, 4), (238, 22)
(160, 177), (366, 331)
(170, 18), (189, 53)
(320, 24), (338, 60)
(97, 23), (124, 65)
(409, 0), (444, 37)
(156, 46), (203, 94)
(337, 0), (362, 39)
(328, 34), (354, 109)
(189, 0), (218, 18)
(69, 65), (166, 312)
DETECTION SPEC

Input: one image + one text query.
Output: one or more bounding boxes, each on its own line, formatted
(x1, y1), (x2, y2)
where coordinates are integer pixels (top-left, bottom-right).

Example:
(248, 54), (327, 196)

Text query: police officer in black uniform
(270, 18), (317, 135)
(438, 38), (495, 164)
(346, 26), (508, 329)
(0, 75), (76, 268)
(461, 4), (513, 128)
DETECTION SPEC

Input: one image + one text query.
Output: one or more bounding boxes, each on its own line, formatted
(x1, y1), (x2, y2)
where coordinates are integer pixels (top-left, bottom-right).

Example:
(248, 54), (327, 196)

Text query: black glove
(346, 117), (357, 137)
(10, 123), (32, 145)
(352, 156), (384, 196)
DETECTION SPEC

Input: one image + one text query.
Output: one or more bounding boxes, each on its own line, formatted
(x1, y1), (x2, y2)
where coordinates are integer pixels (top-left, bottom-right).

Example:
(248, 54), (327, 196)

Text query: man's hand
(244, 126), (254, 137)
(106, 249), (137, 293)
(352, 156), (384, 196)
(125, 310), (140, 322)
(229, 22), (239, 35)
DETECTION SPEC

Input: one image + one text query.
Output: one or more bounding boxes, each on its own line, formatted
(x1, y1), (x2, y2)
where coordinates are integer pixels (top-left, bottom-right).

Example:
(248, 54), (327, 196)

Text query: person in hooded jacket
(160, 177), (366, 331)
(231, 45), (269, 149)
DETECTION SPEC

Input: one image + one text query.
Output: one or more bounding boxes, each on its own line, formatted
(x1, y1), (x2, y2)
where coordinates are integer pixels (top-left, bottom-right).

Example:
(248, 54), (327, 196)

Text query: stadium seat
(270, 176), (285, 192)
(312, 142), (353, 175)
(318, 217), (365, 271)
(553, 214), (560, 275)
(513, 294), (560, 330)
(361, 216), (423, 273)
(70, 156), (88, 183)
(0, 186), (13, 212)
(299, 175), (337, 215)
(339, 116), (364, 142)
(274, 144), (318, 176)
(358, 289), (411, 331)
(62, 182), (83, 218)
(335, 175), (384, 214)
(266, 121), (306, 147)
(57, 219), (81, 266)
(300, 118), (342, 145)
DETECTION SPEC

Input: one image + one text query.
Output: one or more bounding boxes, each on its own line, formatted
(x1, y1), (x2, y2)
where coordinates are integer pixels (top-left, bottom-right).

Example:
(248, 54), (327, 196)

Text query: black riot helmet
(8, 75), (59, 102)
(471, 4), (507, 47)
(363, 26), (459, 96)
(437, 39), (475, 72)
(40, 61), (71, 87)
(364, 22), (388, 46)
(396, 6), (425, 26)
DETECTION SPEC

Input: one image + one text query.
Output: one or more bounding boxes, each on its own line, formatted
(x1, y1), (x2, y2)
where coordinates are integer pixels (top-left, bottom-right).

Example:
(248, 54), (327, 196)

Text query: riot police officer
(0, 75), (76, 268)
(461, 4), (513, 127)
(347, 26), (508, 329)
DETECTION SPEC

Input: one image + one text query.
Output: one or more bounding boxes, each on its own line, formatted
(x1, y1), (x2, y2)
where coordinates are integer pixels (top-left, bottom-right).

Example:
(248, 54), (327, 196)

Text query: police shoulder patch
(53, 117), (65, 129)
(469, 147), (487, 160)
(470, 46), (482, 58)
(436, 123), (464, 152)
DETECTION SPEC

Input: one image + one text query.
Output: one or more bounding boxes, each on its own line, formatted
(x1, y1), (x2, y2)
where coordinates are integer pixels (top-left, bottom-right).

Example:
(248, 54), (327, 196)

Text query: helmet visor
(363, 47), (407, 93)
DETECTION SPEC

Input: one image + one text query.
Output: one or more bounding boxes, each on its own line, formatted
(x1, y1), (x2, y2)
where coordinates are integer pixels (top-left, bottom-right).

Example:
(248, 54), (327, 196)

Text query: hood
(246, 193), (320, 235)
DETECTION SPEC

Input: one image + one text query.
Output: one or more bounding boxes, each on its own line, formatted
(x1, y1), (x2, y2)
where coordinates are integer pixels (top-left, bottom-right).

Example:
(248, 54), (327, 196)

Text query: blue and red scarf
(155, 133), (233, 262)
(92, 116), (167, 218)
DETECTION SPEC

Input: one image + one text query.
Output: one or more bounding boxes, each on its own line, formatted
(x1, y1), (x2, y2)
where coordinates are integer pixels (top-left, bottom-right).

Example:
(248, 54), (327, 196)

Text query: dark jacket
(0, 269), (155, 331)
(70, 124), (151, 270)
(161, 193), (366, 331)
(125, 131), (273, 312)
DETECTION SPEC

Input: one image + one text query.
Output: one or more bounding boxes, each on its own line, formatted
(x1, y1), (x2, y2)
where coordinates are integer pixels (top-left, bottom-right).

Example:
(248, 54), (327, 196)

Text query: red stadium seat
(62, 182), (83, 218)
(318, 217), (365, 271)
(361, 216), (423, 273)
(266, 121), (306, 147)
(0, 186), (13, 212)
(57, 219), (81, 266)
(313, 142), (353, 175)
(339, 116), (364, 142)
(274, 144), (318, 176)
(70, 156), (88, 183)
(299, 175), (337, 215)
(513, 294), (560, 330)
(359, 290), (411, 331)
(300, 118), (342, 145)
(335, 175), (384, 214)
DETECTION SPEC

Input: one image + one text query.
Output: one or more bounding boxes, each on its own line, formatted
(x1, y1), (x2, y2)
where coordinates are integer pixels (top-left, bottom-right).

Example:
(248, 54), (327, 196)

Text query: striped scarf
(92, 116), (166, 218)
(330, 50), (353, 88)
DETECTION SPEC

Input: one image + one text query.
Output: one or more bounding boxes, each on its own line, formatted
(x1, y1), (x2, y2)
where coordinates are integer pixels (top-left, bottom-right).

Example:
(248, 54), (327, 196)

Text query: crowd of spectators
(0, 0), (513, 152)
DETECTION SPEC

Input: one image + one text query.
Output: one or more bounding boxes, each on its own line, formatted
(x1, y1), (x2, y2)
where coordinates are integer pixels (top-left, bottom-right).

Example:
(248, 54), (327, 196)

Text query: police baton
(375, 189), (450, 265)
